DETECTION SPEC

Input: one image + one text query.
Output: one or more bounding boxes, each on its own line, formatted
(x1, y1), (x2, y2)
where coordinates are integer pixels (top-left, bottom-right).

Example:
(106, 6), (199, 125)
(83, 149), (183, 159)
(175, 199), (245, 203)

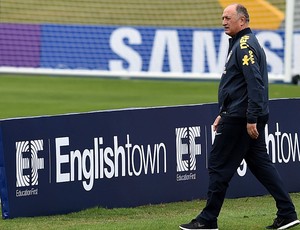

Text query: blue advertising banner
(2, 23), (300, 79)
(0, 99), (299, 219)
(39, 25), (288, 75)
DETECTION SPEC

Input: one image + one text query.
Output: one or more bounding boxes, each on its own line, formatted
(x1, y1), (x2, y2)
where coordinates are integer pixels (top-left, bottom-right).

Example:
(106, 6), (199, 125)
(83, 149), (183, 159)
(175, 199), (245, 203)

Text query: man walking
(180, 3), (300, 230)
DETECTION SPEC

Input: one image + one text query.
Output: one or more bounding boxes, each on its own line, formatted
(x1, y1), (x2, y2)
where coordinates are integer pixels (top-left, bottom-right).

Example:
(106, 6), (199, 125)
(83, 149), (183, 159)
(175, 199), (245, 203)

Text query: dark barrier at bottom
(0, 99), (299, 218)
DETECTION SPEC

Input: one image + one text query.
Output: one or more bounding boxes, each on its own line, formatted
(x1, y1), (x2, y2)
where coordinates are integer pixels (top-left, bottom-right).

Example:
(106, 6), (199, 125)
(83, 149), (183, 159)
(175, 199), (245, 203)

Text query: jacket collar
(228, 27), (252, 51)
(232, 27), (252, 41)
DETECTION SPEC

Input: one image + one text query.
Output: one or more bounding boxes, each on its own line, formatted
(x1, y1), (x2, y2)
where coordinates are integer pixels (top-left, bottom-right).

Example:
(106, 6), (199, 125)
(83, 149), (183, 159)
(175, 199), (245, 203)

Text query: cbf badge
(242, 50), (255, 66)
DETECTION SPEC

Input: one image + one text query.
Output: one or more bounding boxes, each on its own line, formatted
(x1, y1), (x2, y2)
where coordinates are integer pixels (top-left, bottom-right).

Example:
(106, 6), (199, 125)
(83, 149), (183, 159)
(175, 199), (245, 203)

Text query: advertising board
(0, 99), (299, 219)
(1, 23), (300, 78)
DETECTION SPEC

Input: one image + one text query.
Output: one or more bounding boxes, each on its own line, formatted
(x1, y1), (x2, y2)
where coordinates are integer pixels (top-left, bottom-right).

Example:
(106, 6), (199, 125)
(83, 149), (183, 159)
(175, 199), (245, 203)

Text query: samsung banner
(1, 23), (300, 79)
(0, 99), (300, 219)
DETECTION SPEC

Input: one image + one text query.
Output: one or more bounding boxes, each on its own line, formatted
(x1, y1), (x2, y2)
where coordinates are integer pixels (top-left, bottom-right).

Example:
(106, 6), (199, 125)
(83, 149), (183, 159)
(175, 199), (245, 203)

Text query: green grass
(0, 75), (299, 119)
(0, 75), (218, 119)
(0, 74), (299, 229)
(0, 194), (300, 230)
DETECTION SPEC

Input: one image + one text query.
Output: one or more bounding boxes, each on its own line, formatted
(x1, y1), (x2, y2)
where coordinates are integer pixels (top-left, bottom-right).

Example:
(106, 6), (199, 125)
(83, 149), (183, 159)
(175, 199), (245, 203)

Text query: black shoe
(266, 217), (300, 229)
(179, 219), (218, 230)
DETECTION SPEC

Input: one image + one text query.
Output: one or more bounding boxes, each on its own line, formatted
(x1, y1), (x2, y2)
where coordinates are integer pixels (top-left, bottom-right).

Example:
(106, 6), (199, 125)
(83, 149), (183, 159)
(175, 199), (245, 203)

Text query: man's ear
(240, 16), (247, 26)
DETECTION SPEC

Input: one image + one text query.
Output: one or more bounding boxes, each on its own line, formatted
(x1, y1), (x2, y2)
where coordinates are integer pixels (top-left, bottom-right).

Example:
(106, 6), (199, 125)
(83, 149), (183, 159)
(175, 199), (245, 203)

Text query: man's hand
(247, 123), (259, 139)
(213, 115), (222, 131)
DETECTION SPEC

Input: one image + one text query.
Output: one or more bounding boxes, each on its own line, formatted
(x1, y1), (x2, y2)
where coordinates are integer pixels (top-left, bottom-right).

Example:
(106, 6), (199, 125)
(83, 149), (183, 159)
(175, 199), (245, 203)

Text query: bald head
(222, 4), (250, 37)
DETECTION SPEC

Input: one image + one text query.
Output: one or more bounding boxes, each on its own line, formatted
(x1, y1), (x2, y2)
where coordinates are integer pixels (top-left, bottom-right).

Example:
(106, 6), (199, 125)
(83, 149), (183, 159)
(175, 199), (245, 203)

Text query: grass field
(0, 74), (299, 230)
(0, 74), (299, 119)
(0, 193), (299, 230)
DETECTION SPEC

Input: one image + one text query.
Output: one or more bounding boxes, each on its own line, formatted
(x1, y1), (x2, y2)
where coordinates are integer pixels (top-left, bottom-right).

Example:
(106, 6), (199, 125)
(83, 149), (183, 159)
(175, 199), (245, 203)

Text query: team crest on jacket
(242, 50), (255, 66)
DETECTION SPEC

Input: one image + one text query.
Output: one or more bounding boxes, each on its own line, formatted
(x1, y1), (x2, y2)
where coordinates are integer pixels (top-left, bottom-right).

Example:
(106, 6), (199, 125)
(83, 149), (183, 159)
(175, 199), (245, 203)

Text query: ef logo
(16, 140), (45, 187)
(176, 126), (201, 172)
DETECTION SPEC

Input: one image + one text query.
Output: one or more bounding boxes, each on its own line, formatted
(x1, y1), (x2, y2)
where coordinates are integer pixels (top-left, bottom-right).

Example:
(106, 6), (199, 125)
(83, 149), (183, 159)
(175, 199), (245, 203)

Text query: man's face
(222, 5), (243, 37)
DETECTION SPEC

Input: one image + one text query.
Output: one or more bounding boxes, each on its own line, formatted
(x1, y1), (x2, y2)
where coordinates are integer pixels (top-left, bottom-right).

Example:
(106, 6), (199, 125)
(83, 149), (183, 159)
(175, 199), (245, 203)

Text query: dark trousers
(197, 116), (297, 223)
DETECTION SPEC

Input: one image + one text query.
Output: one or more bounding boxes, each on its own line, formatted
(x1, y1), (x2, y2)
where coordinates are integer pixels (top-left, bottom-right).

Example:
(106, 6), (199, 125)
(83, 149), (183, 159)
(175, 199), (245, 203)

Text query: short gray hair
(236, 4), (250, 23)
